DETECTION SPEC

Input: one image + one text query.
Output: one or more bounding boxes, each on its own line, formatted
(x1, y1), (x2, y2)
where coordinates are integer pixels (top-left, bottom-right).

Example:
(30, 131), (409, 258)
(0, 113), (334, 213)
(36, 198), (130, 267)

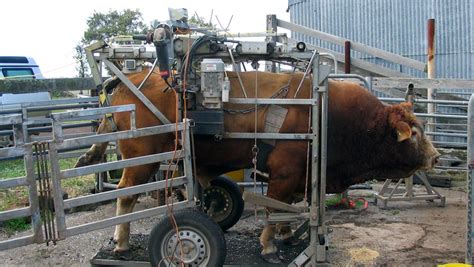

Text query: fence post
(427, 18), (436, 138)
(466, 94), (474, 264)
(344, 41), (351, 74)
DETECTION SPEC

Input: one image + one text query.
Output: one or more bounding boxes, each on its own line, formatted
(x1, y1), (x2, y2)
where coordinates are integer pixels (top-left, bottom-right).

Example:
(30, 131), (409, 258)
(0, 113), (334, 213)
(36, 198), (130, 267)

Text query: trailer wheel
(148, 209), (226, 267)
(203, 176), (244, 231)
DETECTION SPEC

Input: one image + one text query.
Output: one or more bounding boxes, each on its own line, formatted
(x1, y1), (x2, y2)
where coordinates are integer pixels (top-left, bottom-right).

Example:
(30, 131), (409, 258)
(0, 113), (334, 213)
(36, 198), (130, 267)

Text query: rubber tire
(203, 176), (244, 231)
(148, 209), (226, 267)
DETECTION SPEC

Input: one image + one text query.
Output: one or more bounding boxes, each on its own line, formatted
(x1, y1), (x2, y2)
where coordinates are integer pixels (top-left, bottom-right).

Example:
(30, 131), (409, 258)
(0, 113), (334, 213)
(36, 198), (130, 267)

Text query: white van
(0, 56), (50, 147)
(0, 56), (43, 80)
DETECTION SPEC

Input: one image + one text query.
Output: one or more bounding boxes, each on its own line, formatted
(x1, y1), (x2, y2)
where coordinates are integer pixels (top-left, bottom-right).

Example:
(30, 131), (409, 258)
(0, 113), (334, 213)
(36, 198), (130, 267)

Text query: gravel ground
(0, 183), (469, 266)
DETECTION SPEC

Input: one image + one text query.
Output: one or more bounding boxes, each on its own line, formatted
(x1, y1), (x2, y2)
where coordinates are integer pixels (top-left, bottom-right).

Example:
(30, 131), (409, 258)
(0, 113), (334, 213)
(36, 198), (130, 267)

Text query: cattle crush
(1, 9), (474, 267)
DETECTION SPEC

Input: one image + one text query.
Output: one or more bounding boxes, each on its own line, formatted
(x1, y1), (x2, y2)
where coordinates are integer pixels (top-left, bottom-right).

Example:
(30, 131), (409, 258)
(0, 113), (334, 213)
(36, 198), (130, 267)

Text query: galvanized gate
(0, 104), (196, 250)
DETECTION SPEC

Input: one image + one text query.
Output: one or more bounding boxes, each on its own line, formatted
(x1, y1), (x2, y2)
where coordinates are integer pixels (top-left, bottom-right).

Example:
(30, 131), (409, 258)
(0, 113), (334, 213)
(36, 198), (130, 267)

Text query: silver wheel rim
(161, 228), (210, 266)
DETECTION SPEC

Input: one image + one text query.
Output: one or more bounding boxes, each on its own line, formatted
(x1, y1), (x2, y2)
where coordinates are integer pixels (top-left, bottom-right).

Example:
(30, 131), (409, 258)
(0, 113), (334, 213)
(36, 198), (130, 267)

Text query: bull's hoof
(113, 248), (132, 260)
(261, 251), (284, 264)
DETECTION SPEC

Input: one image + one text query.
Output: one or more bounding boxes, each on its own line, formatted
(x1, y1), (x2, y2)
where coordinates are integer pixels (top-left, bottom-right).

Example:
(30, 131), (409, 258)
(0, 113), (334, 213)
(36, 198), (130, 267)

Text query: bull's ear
(395, 121), (412, 142)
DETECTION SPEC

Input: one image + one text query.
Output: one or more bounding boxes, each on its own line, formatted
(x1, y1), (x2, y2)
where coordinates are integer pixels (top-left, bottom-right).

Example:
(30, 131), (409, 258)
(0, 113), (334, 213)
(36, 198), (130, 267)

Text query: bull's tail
(74, 118), (114, 168)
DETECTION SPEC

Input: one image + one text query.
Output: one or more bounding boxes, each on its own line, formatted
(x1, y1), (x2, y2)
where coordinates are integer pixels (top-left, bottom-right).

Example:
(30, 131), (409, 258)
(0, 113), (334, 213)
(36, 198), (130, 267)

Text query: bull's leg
(113, 164), (157, 253)
(113, 194), (139, 252)
(260, 178), (300, 263)
(75, 118), (114, 168)
(260, 142), (306, 262)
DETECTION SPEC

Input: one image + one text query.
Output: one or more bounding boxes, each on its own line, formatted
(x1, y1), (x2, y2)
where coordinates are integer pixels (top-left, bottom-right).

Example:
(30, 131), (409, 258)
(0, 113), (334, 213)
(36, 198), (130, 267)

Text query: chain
(223, 71), (295, 115)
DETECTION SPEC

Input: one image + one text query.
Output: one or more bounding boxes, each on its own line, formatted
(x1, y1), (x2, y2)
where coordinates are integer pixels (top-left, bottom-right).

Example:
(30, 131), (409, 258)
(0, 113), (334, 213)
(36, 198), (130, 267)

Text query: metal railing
(0, 105), (195, 251)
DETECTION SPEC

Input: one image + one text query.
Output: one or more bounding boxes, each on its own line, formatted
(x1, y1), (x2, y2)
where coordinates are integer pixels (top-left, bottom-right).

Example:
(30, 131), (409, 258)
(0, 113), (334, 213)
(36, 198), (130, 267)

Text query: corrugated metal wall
(288, 0), (474, 79)
(288, 0), (474, 145)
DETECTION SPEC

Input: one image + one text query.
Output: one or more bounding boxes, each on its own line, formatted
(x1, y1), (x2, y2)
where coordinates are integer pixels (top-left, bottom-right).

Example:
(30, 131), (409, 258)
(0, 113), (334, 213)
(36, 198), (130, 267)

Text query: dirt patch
(0, 184), (470, 266)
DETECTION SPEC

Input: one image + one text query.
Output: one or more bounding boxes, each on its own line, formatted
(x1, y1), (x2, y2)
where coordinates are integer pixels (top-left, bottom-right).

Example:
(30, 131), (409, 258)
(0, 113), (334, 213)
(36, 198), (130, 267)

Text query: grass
(0, 157), (96, 233)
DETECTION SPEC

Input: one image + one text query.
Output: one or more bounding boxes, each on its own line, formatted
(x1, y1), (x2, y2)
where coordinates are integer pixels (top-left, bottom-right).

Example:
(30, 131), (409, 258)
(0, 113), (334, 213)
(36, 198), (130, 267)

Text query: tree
(83, 9), (148, 43)
(73, 42), (89, 78)
(74, 9), (149, 77)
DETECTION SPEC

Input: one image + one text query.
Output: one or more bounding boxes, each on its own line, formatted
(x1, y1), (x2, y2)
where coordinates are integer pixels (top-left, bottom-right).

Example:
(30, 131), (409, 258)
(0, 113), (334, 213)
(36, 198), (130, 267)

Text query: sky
(1, 0), (290, 78)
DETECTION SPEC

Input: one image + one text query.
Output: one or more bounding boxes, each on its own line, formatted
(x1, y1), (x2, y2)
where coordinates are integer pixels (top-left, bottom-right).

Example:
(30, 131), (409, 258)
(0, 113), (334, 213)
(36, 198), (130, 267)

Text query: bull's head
(388, 102), (440, 172)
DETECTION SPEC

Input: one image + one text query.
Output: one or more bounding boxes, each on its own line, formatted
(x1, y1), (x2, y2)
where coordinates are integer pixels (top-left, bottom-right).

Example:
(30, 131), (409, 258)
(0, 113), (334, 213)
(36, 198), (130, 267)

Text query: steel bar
(0, 97), (98, 110)
(344, 41), (351, 74)
(102, 59), (171, 124)
(0, 176), (28, 189)
(61, 150), (183, 178)
(432, 141), (467, 148)
(47, 142), (66, 240)
(0, 103), (98, 115)
(0, 146), (27, 158)
(0, 114), (22, 126)
(63, 201), (192, 237)
(426, 132), (467, 138)
(223, 132), (312, 140)
(310, 54), (321, 266)
(182, 122), (195, 201)
(24, 145), (43, 243)
(0, 235), (36, 251)
(277, 19), (426, 71)
(466, 94), (474, 264)
(328, 74), (370, 90)
(57, 123), (184, 150)
(372, 77), (474, 90)
(426, 18), (436, 137)
(379, 97), (470, 105)
(228, 98), (316, 105)
(0, 207), (31, 222)
(51, 105), (135, 121)
(28, 121), (97, 133)
(227, 47), (248, 98)
(63, 176), (188, 209)
(415, 113), (467, 119)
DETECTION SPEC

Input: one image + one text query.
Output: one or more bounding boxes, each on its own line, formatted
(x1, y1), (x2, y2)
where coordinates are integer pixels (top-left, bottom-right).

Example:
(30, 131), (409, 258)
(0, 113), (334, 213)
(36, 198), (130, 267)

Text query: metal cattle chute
(0, 9), (373, 266)
(0, 104), (198, 246)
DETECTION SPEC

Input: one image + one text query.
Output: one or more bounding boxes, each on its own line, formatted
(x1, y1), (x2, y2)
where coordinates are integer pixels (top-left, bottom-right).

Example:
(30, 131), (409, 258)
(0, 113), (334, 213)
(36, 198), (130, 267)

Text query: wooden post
(427, 19), (436, 137)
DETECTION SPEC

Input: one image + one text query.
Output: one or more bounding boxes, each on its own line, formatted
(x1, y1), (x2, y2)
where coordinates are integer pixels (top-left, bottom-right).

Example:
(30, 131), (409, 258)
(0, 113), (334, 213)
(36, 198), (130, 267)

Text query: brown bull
(76, 69), (439, 261)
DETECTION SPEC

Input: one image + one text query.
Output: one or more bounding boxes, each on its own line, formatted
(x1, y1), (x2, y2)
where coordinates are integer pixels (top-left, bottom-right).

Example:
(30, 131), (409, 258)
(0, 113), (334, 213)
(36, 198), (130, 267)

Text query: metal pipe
(427, 18), (436, 137)
(237, 182), (268, 187)
(228, 47), (248, 98)
(310, 53), (321, 266)
(0, 103), (98, 115)
(432, 141), (467, 148)
(415, 113), (467, 119)
(344, 41), (351, 74)
(426, 132), (467, 138)
(328, 74), (370, 90)
(294, 50), (318, 98)
(466, 94), (474, 264)
(379, 97), (470, 105)
(137, 58), (158, 90)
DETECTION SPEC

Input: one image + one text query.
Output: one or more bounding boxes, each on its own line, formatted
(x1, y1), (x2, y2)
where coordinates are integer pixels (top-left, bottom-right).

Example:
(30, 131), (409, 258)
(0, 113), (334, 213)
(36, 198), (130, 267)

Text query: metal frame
(466, 94), (474, 264)
(0, 105), (196, 251)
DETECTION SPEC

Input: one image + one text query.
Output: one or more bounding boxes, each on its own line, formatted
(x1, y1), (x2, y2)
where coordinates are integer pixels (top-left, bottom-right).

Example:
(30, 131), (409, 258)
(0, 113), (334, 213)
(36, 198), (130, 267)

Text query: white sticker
(206, 64), (217, 71)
